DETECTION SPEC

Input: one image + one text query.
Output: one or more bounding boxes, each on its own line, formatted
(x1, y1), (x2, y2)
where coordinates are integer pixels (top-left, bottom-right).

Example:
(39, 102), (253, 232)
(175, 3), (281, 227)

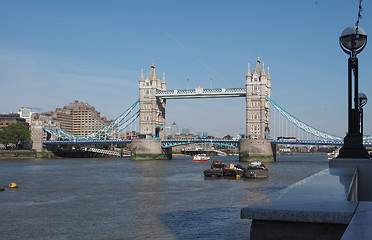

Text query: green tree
(0, 122), (31, 148)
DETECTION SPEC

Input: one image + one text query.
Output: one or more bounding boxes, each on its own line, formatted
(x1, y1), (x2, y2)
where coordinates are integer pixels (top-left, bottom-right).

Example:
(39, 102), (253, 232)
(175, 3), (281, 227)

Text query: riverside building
(47, 101), (111, 137)
(0, 113), (28, 131)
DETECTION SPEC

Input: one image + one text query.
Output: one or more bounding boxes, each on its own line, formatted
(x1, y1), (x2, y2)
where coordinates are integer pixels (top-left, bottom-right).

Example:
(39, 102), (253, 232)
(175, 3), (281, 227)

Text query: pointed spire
(148, 61), (158, 81)
(253, 57), (262, 76)
(161, 72), (166, 89)
(261, 62), (265, 74)
(140, 69), (144, 82)
(246, 63), (251, 76)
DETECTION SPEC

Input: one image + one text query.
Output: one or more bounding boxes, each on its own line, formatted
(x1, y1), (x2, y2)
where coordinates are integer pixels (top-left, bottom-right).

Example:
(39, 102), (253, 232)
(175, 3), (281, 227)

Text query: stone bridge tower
(245, 57), (271, 140)
(138, 63), (166, 139)
(240, 57), (274, 162)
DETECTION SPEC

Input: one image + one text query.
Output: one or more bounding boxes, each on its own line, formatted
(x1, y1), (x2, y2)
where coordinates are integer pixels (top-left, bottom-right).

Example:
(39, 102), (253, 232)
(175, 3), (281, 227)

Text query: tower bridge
(40, 58), (362, 161)
(133, 58), (273, 161)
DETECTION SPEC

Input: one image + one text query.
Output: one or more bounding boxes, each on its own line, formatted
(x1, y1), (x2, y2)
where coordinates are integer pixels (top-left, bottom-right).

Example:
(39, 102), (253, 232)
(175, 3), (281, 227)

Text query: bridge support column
(239, 139), (275, 162)
(131, 139), (172, 160)
(31, 124), (44, 152)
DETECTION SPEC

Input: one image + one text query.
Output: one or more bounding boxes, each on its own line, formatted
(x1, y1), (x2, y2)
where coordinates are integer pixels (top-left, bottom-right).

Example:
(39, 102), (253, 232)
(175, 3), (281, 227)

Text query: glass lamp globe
(359, 93), (368, 107)
(340, 25), (367, 52)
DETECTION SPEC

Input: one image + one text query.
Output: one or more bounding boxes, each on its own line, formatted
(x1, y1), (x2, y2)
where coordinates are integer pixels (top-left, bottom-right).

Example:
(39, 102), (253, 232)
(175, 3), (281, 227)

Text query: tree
(0, 122), (31, 149)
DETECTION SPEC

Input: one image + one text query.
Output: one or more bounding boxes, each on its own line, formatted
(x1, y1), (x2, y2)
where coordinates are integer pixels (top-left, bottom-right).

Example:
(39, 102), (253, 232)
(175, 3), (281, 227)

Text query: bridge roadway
(42, 139), (372, 147)
(155, 88), (247, 99)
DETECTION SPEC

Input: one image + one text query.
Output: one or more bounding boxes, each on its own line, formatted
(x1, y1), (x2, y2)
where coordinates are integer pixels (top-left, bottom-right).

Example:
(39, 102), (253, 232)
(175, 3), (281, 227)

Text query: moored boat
(204, 160), (244, 177)
(243, 161), (268, 178)
(204, 161), (224, 177)
(193, 154), (210, 162)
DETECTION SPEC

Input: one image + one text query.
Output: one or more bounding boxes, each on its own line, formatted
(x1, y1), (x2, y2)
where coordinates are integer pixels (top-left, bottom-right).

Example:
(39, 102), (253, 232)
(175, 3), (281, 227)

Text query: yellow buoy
(8, 183), (18, 188)
(236, 175), (241, 180)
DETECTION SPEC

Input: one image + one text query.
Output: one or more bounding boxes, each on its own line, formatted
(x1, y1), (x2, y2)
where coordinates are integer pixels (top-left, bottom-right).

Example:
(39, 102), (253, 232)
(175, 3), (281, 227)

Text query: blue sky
(1, 0), (371, 137)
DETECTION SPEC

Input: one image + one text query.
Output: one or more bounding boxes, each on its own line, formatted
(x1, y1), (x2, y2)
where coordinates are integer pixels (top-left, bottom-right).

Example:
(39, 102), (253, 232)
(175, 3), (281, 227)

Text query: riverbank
(0, 150), (55, 159)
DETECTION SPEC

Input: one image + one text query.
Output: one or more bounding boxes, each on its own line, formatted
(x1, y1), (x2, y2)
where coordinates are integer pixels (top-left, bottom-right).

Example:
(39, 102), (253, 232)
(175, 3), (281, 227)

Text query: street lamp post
(359, 93), (368, 137)
(338, 25), (369, 158)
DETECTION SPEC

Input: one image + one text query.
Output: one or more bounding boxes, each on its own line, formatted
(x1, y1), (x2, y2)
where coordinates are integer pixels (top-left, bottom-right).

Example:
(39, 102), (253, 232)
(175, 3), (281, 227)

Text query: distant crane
(21, 107), (42, 111)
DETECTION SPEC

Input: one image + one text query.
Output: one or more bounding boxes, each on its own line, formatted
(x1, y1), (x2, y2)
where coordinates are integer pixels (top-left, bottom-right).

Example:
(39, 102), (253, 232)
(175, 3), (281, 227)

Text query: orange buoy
(8, 183), (18, 188)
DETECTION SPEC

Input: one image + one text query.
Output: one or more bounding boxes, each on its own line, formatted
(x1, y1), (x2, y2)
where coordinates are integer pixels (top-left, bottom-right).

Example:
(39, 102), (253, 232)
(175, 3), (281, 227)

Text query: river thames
(0, 154), (329, 240)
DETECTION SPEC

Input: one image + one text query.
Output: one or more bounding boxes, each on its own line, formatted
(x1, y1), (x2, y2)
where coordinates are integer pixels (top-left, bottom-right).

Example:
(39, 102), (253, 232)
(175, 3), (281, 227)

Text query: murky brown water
(0, 154), (328, 239)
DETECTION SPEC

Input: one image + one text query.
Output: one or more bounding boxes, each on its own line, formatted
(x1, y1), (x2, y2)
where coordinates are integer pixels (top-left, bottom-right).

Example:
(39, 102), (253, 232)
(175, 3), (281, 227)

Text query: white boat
(328, 149), (340, 160)
(193, 154), (210, 162)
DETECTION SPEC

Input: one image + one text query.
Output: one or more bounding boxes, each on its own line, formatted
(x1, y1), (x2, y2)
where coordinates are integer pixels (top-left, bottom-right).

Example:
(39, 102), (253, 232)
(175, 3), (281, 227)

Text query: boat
(279, 147), (293, 155)
(193, 154), (210, 162)
(204, 161), (224, 177)
(243, 161), (268, 178)
(328, 148), (340, 160)
(204, 160), (244, 177)
(223, 163), (244, 177)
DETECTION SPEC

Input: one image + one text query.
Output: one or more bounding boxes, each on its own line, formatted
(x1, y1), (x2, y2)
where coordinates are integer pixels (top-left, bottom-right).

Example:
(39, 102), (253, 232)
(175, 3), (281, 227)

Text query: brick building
(0, 113), (29, 131)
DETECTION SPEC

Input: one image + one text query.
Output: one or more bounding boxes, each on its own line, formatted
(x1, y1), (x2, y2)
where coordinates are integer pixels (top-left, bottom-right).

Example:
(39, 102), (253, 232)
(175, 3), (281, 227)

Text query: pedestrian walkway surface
(241, 166), (372, 240)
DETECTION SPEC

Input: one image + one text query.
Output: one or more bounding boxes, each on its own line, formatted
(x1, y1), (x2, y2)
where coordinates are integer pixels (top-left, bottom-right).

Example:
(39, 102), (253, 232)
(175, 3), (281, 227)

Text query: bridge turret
(139, 63), (166, 139)
(245, 57), (271, 140)
(161, 72), (166, 90)
(246, 63), (252, 79)
(139, 69), (144, 82)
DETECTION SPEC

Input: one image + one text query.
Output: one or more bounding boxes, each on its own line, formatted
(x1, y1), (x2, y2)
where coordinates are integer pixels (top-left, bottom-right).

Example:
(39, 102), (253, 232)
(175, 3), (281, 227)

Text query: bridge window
(143, 115), (152, 121)
(251, 114), (260, 120)
(143, 104), (152, 110)
(251, 101), (260, 107)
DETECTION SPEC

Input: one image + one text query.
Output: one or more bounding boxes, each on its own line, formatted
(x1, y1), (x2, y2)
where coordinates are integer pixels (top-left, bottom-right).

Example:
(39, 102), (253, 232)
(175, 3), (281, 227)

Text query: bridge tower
(132, 63), (171, 160)
(240, 58), (275, 162)
(138, 62), (166, 139)
(245, 57), (271, 139)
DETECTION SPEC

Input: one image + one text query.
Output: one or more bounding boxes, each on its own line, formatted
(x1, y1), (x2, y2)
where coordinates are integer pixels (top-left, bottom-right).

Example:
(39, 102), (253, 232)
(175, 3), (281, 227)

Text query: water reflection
(0, 154), (328, 239)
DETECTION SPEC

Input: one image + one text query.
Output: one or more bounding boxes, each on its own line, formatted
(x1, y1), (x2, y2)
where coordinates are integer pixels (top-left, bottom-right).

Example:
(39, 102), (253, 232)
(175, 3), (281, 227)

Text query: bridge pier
(130, 139), (172, 160)
(239, 139), (276, 162)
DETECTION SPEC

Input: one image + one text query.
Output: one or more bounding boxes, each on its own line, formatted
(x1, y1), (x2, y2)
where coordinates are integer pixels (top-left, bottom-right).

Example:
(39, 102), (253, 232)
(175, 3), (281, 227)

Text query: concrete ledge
(341, 202), (372, 240)
(241, 159), (372, 239)
(250, 220), (347, 240)
(241, 168), (358, 224)
(330, 158), (372, 201)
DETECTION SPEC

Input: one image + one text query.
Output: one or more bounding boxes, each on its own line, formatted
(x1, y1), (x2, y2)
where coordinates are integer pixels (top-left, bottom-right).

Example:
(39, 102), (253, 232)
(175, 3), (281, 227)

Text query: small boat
(193, 154), (210, 162)
(279, 148), (293, 155)
(204, 161), (225, 177)
(204, 161), (244, 177)
(243, 161), (268, 178)
(328, 149), (340, 160)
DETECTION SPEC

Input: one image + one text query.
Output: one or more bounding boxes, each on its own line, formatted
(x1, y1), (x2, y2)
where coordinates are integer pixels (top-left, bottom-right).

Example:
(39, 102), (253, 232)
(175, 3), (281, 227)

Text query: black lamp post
(359, 93), (367, 137)
(338, 25), (369, 158)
